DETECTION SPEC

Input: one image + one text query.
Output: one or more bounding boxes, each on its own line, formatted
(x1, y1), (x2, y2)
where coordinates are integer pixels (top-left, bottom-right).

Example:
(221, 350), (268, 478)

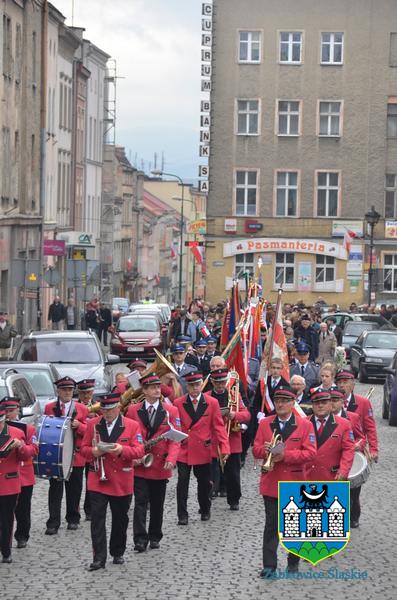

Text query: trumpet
(226, 370), (241, 435)
(92, 426), (107, 482)
(88, 401), (101, 415)
(261, 433), (282, 473)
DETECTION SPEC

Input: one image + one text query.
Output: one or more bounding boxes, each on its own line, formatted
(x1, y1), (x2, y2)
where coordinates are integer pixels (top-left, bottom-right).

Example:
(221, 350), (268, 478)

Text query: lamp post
(365, 205), (380, 307)
(152, 170), (185, 305)
(173, 195), (198, 303)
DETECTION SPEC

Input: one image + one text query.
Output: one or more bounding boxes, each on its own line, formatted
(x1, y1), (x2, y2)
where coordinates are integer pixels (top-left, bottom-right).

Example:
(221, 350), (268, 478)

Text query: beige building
(206, 0), (397, 306)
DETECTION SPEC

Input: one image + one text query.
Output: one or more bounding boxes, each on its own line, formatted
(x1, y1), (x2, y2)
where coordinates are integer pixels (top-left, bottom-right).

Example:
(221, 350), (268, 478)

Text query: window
(236, 100), (259, 134)
(390, 33), (397, 67)
(275, 171), (298, 216)
(385, 174), (397, 218)
(319, 101), (342, 136)
(235, 170), (258, 216)
(384, 255), (397, 292)
(387, 101), (397, 137)
(15, 24), (22, 82)
(32, 31), (37, 84)
(279, 32), (302, 63)
(277, 100), (300, 135)
(316, 255), (335, 283)
(239, 31), (261, 63)
(235, 253), (255, 279)
(2, 15), (12, 77)
(275, 253), (295, 286)
(316, 171), (340, 217)
(59, 83), (63, 128)
(321, 32), (344, 64)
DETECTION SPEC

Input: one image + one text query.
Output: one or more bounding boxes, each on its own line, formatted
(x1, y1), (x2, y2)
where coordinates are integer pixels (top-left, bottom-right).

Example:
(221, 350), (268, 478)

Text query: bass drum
(34, 416), (74, 480)
(348, 451), (370, 489)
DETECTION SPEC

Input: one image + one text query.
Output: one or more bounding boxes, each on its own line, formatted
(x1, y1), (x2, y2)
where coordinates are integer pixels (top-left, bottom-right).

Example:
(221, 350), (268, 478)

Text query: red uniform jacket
(0, 424), (31, 495)
(209, 390), (251, 456)
(343, 410), (366, 451)
(174, 392), (230, 465)
(346, 393), (378, 455)
(304, 413), (355, 481)
(6, 422), (38, 487)
(253, 414), (317, 498)
(126, 401), (180, 480)
(81, 415), (144, 496)
(45, 400), (89, 467)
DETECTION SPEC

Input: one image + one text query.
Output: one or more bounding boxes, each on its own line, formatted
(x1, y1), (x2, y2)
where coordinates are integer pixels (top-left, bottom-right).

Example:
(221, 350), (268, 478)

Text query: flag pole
(260, 288), (283, 413)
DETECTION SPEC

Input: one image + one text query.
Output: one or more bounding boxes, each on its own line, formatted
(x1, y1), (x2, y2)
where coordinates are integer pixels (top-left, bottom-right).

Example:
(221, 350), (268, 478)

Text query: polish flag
(189, 242), (204, 265)
(170, 244), (177, 259)
(270, 301), (290, 383)
(126, 258), (133, 272)
(343, 229), (358, 255)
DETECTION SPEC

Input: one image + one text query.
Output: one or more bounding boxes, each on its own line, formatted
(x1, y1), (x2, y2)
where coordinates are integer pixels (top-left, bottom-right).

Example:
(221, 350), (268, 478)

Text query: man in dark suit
(293, 314), (319, 361)
(170, 345), (197, 394)
(289, 342), (320, 395)
(326, 317), (343, 346)
(252, 358), (290, 424)
(194, 339), (209, 374)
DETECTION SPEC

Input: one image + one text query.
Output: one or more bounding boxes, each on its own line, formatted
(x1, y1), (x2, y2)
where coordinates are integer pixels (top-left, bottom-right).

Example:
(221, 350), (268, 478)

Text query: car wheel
(358, 363), (367, 383)
(382, 396), (389, 420)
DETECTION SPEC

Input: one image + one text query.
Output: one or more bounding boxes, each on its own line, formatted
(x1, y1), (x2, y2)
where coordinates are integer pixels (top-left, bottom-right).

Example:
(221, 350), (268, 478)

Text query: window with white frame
(316, 255), (335, 283)
(235, 170), (258, 216)
(319, 101), (342, 136)
(277, 100), (300, 135)
(387, 101), (397, 137)
(316, 171), (340, 217)
(321, 32), (344, 64)
(235, 253), (255, 279)
(236, 100), (259, 135)
(239, 31), (261, 63)
(279, 32), (302, 63)
(384, 254), (397, 292)
(275, 171), (298, 216)
(275, 252), (295, 286)
(385, 174), (397, 218)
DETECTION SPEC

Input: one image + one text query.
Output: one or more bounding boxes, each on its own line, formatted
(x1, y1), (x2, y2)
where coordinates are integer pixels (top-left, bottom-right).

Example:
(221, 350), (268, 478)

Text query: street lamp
(151, 169), (185, 305)
(365, 205), (380, 307)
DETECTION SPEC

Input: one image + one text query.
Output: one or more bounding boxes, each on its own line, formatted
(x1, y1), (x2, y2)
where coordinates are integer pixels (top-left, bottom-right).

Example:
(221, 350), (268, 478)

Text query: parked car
(13, 330), (119, 393)
(0, 362), (59, 411)
(112, 297), (129, 323)
(382, 352), (397, 426)
(128, 305), (169, 339)
(110, 314), (164, 360)
(322, 312), (354, 331)
(0, 368), (40, 425)
(350, 330), (397, 382)
(353, 314), (396, 330)
(342, 321), (379, 359)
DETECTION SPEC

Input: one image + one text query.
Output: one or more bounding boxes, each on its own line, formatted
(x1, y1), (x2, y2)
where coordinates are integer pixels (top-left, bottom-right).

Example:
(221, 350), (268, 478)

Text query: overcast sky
(54, 0), (202, 181)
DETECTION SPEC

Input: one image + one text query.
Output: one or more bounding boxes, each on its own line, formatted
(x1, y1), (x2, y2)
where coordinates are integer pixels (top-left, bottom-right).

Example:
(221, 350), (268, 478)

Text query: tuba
(120, 349), (178, 413)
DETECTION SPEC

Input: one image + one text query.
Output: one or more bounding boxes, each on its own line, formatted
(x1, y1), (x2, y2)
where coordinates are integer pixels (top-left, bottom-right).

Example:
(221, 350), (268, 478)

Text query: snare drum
(348, 451), (370, 489)
(34, 416), (74, 480)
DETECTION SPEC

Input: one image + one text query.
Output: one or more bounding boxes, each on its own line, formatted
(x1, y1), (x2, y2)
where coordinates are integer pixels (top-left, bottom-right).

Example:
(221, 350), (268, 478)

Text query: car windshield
(112, 299), (128, 310)
(117, 318), (159, 332)
(16, 339), (101, 364)
(364, 333), (397, 349)
(344, 323), (377, 336)
(16, 370), (55, 396)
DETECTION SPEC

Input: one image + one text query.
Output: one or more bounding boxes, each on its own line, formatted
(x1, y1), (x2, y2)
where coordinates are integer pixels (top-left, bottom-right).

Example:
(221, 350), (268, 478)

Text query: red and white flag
(189, 242), (204, 265)
(270, 300), (290, 383)
(170, 244), (177, 259)
(343, 228), (358, 255)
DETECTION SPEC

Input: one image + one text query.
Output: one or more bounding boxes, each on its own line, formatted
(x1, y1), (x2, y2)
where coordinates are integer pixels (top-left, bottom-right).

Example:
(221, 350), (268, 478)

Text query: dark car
(342, 321), (379, 359)
(0, 362), (60, 411)
(110, 315), (164, 360)
(383, 352), (397, 426)
(13, 330), (119, 394)
(350, 330), (397, 382)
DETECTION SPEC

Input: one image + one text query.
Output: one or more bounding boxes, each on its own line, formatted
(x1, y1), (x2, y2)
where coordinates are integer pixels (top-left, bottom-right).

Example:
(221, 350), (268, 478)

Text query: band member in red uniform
(77, 379), (97, 521)
(0, 400), (31, 563)
(174, 371), (230, 525)
(335, 369), (378, 528)
(330, 389), (366, 451)
(44, 377), (88, 534)
(305, 389), (355, 481)
(3, 397), (38, 549)
(126, 373), (180, 552)
(253, 387), (316, 577)
(81, 392), (144, 571)
(209, 368), (250, 510)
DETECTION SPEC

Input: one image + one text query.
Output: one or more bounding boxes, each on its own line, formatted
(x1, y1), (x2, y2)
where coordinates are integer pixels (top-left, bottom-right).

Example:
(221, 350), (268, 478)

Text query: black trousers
(350, 486), (361, 522)
(83, 464), (91, 517)
(98, 326), (108, 346)
(133, 477), (167, 545)
(14, 485), (33, 542)
(46, 466), (84, 529)
(211, 454), (241, 505)
(90, 491), (132, 564)
(177, 461), (212, 519)
(0, 494), (18, 558)
(263, 496), (300, 571)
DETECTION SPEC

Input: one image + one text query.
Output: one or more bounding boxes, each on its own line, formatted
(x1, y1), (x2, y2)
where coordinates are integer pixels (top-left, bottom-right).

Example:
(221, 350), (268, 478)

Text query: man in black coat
(48, 296), (66, 330)
(293, 314), (319, 361)
(326, 317), (343, 346)
(98, 302), (112, 346)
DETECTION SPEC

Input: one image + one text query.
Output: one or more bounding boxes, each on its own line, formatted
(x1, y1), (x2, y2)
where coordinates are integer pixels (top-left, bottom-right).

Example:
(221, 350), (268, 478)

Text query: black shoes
(2, 556), (12, 564)
(17, 540), (27, 549)
(149, 541), (160, 549)
(260, 568), (276, 579)
(177, 517), (188, 526)
(67, 523), (79, 531)
(351, 520), (359, 528)
(287, 564), (299, 573)
(85, 514), (92, 522)
(201, 513), (211, 521)
(134, 543), (147, 553)
(88, 560), (105, 571)
(229, 504), (239, 511)
(45, 528), (58, 535)
(113, 556), (124, 565)
(219, 491), (227, 498)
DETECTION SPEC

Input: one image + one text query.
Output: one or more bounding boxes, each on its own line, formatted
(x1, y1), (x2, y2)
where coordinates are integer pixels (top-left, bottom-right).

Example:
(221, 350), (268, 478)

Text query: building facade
(205, 0), (397, 306)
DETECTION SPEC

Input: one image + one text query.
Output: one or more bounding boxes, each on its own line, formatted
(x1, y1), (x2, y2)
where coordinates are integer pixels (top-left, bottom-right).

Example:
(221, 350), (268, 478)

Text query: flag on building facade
(343, 228), (358, 255)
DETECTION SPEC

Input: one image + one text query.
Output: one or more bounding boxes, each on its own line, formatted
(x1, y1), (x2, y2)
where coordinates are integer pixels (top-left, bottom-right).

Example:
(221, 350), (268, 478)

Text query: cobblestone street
(3, 383), (396, 600)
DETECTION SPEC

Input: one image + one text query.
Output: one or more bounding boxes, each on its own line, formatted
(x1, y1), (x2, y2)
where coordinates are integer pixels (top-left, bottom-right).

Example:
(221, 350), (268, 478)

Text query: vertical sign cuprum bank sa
(199, 2), (212, 194)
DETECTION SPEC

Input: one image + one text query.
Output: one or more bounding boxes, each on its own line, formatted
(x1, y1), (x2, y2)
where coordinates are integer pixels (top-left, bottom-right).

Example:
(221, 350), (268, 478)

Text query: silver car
(0, 362), (60, 412)
(0, 368), (41, 424)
